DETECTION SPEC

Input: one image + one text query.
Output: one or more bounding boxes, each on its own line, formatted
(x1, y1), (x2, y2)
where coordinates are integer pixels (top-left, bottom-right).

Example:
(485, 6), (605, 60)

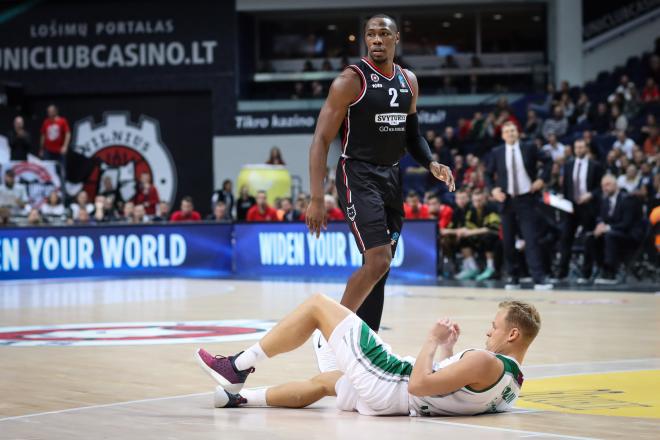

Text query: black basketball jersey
(341, 58), (414, 166)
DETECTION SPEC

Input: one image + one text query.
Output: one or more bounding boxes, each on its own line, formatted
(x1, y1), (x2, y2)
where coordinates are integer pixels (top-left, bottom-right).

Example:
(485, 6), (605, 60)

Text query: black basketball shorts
(335, 158), (404, 254)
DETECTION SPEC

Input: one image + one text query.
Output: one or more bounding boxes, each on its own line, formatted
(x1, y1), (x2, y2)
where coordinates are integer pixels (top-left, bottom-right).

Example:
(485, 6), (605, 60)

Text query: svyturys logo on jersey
(71, 112), (177, 205)
(374, 113), (407, 126)
(0, 320), (275, 346)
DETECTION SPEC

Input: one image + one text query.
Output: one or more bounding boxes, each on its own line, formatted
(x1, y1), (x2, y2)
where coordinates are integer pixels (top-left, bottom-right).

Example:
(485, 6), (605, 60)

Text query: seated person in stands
(440, 189), (470, 273)
(324, 194), (344, 221)
(404, 191), (430, 219)
(152, 201), (171, 222)
(246, 190), (279, 222)
(170, 196), (202, 222)
(208, 201), (232, 222)
(452, 190), (501, 281)
(40, 190), (67, 223)
(0, 169), (28, 216)
(587, 175), (645, 284)
(427, 194), (453, 229)
(278, 197), (302, 222)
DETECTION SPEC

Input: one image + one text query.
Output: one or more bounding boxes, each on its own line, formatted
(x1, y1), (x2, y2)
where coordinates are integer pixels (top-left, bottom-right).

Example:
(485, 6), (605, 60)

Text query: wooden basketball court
(1, 278), (658, 439)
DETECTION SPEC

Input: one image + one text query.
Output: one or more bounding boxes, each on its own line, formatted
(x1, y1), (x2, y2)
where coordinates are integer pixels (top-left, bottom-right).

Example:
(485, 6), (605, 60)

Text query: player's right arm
(409, 320), (502, 397)
(306, 68), (361, 237)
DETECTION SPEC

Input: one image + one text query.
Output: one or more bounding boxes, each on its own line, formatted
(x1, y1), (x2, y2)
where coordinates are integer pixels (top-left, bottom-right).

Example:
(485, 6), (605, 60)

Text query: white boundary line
(0, 391), (212, 423)
(417, 419), (599, 440)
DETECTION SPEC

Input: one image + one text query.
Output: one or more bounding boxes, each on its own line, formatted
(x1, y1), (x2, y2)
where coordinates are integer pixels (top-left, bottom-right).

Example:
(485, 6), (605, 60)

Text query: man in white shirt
(612, 130), (635, 159)
(557, 139), (602, 282)
(542, 132), (566, 162)
(486, 122), (553, 290)
(0, 169), (28, 215)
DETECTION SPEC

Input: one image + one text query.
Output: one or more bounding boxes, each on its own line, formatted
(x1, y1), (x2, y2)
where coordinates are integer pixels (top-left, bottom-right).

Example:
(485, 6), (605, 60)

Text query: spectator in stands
(641, 78), (659, 102)
(208, 200), (232, 222)
(612, 130), (636, 159)
(439, 76), (458, 95)
(0, 207), (12, 226)
(494, 109), (522, 139)
(624, 85), (641, 119)
(278, 197), (302, 222)
(153, 201), (170, 222)
(617, 164), (641, 194)
(403, 191), (430, 219)
(424, 129), (436, 146)
(442, 54), (459, 69)
(247, 190), (278, 221)
(236, 185), (256, 221)
(522, 109), (542, 140)
(608, 74), (632, 103)
(432, 136), (454, 169)
(295, 194), (309, 221)
(324, 194), (344, 221)
(321, 59), (334, 71)
(582, 130), (597, 159)
(27, 208), (43, 226)
(588, 174), (644, 284)
(610, 105), (628, 133)
(641, 113), (657, 140)
(212, 179), (235, 219)
(132, 204), (149, 224)
(170, 196), (201, 222)
(39, 105), (70, 171)
(456, 190), (501, 281)
(643, 126), (659, 155)
(542, 106), (568, 139)
(40, 190), (66, 222)
(69, 190), (94, 220)
(311, 81), (324, 98)
(291, 82), (306, 100)
(72, 208), (94, 225)
(452, 155), (465, 186)
(134, 172), (159, 215)
(302, 60), (316, 72)
(427, 193), (454, 229)
(120, 201), (135, 222)
(589, 102), (610, 134)
(8, 116), (32, 161)
(573, 92), (591, 125)
(266, 146), (286, 165)
(0, 169), (28, 215)
(542, 133), (566, 162)
(443, 126), (459, 153)
(557, 139), (602, 282)
(529, 83), (555, 117)
(440, 189), (470, 268)
(558, 93), (575, 121)
(92, 195), (113, 223)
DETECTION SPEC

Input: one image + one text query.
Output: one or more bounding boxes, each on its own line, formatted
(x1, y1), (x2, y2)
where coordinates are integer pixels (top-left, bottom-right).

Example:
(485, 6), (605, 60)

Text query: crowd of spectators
(2, 49), (658, 283)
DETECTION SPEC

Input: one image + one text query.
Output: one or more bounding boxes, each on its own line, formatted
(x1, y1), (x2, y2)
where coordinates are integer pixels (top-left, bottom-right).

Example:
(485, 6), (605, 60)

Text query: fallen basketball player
(195, 293), (539, 416)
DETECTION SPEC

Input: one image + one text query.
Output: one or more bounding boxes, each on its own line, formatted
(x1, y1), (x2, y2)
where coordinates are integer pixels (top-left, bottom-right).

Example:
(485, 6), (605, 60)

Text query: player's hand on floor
(430, 161), (456, 192)
(305, 199), (328, 238)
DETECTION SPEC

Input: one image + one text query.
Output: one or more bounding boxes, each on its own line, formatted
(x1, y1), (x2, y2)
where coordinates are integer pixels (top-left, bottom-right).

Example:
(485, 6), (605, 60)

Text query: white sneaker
(534, 283), (554, 291)
(312, 329), (338, 372)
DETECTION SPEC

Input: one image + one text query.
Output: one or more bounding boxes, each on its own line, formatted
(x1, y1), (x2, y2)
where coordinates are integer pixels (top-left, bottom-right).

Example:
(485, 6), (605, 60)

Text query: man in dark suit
(588, 174), (645, 284)
(486, 121), (553, 289)
(557, 139), (603, 281)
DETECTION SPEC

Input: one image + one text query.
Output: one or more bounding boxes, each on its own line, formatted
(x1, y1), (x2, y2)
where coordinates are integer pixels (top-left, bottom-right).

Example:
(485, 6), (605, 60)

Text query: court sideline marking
(417, 419), (598, 440)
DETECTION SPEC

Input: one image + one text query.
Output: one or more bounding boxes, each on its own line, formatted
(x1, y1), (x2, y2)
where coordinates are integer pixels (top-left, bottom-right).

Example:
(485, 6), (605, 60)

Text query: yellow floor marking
(517, 370), (660, 419)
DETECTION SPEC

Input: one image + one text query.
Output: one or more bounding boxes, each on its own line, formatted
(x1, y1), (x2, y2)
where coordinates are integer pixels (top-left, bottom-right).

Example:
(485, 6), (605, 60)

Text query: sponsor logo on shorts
(0, 320), (276, 347)
(374, 113), (407, 126)
(346, 204), (357, 221)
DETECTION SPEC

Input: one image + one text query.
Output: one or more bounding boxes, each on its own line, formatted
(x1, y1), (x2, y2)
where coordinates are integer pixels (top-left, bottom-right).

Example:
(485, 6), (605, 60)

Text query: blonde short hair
(499, 300), (541, 342)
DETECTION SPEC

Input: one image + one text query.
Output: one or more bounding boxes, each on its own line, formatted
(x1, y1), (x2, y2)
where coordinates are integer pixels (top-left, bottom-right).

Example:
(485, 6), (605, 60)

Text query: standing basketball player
(306, 14), (455, 362)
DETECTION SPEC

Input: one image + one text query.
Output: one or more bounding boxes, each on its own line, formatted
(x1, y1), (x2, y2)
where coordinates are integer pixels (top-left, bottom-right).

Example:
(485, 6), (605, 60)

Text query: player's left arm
(403, 69), (455, 191)
(409, 319), (502, 397)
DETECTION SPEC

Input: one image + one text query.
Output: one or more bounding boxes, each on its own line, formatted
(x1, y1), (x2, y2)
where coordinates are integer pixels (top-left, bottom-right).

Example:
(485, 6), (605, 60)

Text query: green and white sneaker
(475, 267), (495, 281)
(455, 268), (478, 280)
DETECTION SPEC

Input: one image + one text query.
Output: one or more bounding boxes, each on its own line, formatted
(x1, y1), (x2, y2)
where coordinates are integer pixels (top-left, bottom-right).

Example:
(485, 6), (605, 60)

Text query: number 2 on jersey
(388, 88), (399, 107)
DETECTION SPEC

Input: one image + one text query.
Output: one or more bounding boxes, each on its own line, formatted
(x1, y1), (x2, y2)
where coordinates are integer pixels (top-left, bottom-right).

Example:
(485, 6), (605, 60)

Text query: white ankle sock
(487, 258), (494, 270)
(240, 387), (269, 406)
(234, 342), (268, 371)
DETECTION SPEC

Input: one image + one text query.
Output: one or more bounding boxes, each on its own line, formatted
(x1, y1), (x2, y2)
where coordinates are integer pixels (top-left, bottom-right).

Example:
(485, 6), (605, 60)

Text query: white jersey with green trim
(408, 349), (524, 417)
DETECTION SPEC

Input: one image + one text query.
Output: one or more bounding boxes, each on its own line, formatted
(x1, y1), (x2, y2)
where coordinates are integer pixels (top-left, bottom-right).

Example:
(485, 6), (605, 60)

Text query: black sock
(356, 270), (388, 332)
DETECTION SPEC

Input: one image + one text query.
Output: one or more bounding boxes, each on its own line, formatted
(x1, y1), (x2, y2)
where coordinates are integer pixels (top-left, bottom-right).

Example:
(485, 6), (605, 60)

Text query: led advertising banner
(0, 223), (232, 280)
(234, 221), (437, 281)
